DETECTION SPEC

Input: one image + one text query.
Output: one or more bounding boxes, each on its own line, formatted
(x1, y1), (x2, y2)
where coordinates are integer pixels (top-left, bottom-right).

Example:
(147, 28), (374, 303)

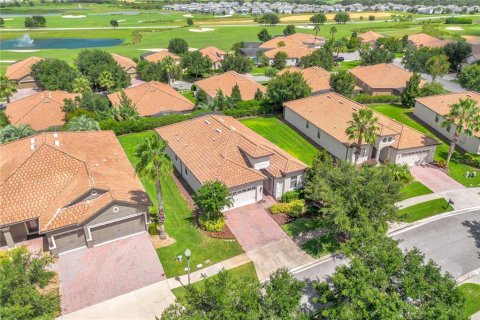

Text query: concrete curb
(289, 254), (338, 275)
(457, 267), (480, 284)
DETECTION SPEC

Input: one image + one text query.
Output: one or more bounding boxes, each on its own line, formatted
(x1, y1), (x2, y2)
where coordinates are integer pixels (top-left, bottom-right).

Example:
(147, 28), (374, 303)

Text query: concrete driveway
(58, 233), (165, 315)
(410, 164), (464, 192)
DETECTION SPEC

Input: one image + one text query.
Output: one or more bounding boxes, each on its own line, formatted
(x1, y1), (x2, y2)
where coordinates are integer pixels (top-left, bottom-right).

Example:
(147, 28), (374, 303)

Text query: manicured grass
(400, 181), (433, 200)
(240, 116), (318, 166)
(118, 131), (244, 278)
(171, 262), (257, 300)
(181, 90), (196, 103)
(397, 198), (453, 222)
(281, 217), (324, 238)
(251, 66), (266, 75)
(300, 234), (340, 258)
(368, 103), (480, 187)
(458, 283), (480, 318)
(334, 60), (360, 71)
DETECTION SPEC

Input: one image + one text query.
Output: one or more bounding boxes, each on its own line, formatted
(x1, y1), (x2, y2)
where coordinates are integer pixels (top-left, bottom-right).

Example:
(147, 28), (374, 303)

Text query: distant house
(260, 33), (324, 49)
(141, 51), (181, 65)
(0, 131), (151, 255)
(408, 33), (452, 48)
(194, 71), (266, 103)
(107, 81), (194, 117)
(463, 36), (480, 65)
(5, 90), (77, 130)
(358, 31), (385, 44)
(5, 56), (44, 89)
(199, 46), (226, 69)
(349, 63), (422, 96)
(239, 42), (266, 64)
(156, 114), (307, 208)
(264, 45), (314, 67)
(277, 66), (331, 95)
(414, 92), (480, 154)
(284, 93), (439, 165)
(111, 53), (138, 79)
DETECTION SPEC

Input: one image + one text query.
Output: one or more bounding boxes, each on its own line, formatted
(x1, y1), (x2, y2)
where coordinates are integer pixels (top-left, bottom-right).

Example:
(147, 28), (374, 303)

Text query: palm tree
(72, 76), (92, 94)
(330, 26), (337, 39)
(135, 135), (173, 239)
(345, 109), (378, 164)
(0, 75), (17, 103)
(333, 38), (347, 60)
(0, 124), (36, 144)
(441, 98), (480, 167)
(313, 24), (321, 46)
(66, 115), (100, 131)
(162, 56), (176, 85)
(97, 71), (115, 92)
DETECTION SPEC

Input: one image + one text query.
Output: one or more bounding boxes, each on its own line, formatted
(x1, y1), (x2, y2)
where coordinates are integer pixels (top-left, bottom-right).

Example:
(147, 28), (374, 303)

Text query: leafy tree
(334, 12), (350, 24)
(137, 60), (168, 83)
(419, 81), (447, 97)
(332, 37), (347, 60)
(376, 37), (403, 53)
(0, 247), (59, 320)
(103, 91), (139, 121)
(62, 92), (110, 114)
(330, 70), (355, 96)
(231, 41), (244, 55)
(0, 124), (36, 144)
(194, 180), (232, 223)
(458, 64), (480, 92)
(265, 71), (311, 112)
(444, 40), (472, 71)
(264, 67), (278, 78)
(0, 110), (10, 128)
(186, 17), (193, 26)
(230, 84), (242, 102)
(359, 45), (394, 65)
(400, 73), (421, 108)
(368, 14), (375, 21)
(135, 135), (173, 239)
(254, 88), (264, 100)
(258, 13), (279, 25)
(310, 13), (327, 25)
(110, 19), (118, 28)
(195, 90), (208, 107)
(272, 51), (288, 70)
(298, 48), (334, 71)
(330, 26), (337, 39)
(24, 17), (34, 28)
(347, 31), (361, 50)
(66, 115), (100, 131)
(31, 58), (80, 92)
(441, 98), (480, 167)
(24, 15), (45, 28)
(346, 108), (378, 164)
(181, 51), (212, 79)
(425, 54), (450, 81)
(161, 56), (179, 84)
(72, 76), (92, 94)
(0, 75), (17, 103)
(97, 70), (115, 92)
(0, 18), (5, 27)
(258, 28), (272, 42)
(283, 24), (296, 36)
(402, 45), (444, 73)
(221, 54), (253, 74)
(168, 38), (189, 55)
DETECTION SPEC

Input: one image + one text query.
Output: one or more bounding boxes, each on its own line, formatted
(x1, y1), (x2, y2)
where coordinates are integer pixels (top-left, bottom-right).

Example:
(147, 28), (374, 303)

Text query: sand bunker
(9, 50), (40, 52)
(189, 27), (215, 32)
(445, 26), (464, 31)
(183, 14), (194, 18)
(188, 48), (198, 51)
(215, 14), (232, 18)
(137, 48), (167, 52)
(62, 15), (86, 18)
(117, 19), (126, 22)
(296, 25), (314, 29)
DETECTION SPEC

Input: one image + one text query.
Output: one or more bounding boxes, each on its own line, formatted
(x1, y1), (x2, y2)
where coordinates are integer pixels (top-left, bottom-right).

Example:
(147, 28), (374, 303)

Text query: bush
(454, 153), (480, 169)
(269, 199), (305, 217)
(353, 94), (400, 104)
(281, 190), (300, 203)
(445, 17), (472, 24)
(198, 214), (225, 232)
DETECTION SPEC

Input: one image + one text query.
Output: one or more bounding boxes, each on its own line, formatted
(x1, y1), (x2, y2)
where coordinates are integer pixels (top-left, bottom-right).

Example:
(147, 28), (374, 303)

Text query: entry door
(26, 220), (39, 234)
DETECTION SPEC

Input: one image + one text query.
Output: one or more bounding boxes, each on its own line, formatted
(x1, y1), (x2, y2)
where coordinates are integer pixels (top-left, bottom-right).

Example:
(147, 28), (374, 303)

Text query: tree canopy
(221, 54), (253, 74)
(359, 45), (394, 65)
(310, 13), (327, 24)
(168, 38), (189, 55)
(258, 28), (272, 42)
(458, 64), (480, 92)
(257, 13), (279, 25)
(400, 73), (421, 108)
(181, 51), (212, 79)
(330, 70), (355, 97)
(444, 40), (472, 71)
(298, 48), (334, 71)
(31, 58), (80, 92)
(265, 71), (311, 112)
(283, 24), (296, 36)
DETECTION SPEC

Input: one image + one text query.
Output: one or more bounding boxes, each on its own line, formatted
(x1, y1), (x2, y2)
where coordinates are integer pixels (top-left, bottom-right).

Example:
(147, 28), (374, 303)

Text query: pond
(0, 37), (125, 50)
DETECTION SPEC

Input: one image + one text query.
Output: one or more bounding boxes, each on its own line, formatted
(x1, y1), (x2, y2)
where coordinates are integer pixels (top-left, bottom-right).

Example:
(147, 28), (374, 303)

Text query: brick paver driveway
(58, 232), (165, 315)
(410, 164), (464, 192)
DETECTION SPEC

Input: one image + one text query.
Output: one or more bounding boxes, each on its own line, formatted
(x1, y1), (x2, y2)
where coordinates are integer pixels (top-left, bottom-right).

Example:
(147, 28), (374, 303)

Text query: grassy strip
(458, 283), (480, 318)
(397, 198), (453, 222)
(281, 218), (323, 238)
(400, 181), (433, 200)
(300, 234), (340, 258)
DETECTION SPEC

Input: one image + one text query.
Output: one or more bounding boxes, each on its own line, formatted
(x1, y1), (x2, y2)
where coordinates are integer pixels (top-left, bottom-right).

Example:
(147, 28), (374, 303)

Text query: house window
(317, 129), (321, 139)
(388, 137), (393, 142)
(361, 147), (367, 157)
(306, 121), (310, 129)
(383, 137), (387, 142)
(446, 124), (452, 132)
(185, 167), (188, 175)
(435, 115), (439, 123)
(175, 155), (178, 161)
(290, 176), (297, 189)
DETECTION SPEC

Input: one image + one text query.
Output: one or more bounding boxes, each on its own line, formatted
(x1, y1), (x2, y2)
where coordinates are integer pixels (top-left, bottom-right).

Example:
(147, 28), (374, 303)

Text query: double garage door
(231, 186), (257, 208)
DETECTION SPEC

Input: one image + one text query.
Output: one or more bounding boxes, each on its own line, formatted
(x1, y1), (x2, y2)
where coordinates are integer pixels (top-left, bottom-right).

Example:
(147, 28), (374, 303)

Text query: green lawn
(334, 60), (361, 71)
(368, 104), (480, 187)
(458, 283), (480, 318)
(118, 131), (244, 278)
(171, 262), (257, 301)
(400, 181), (433, 200)
(240, 116), (318, 166)
(397, 198), (453, 222)
(251, 66), (266, 75)
(182, 90), (196, 103)
(300, 234), (340, 258)
(281, 217), (324, 238)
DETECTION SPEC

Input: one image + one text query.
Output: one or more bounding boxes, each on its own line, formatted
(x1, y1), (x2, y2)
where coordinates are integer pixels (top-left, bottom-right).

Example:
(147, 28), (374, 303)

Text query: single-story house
(284, 93), (439, 165)
(264, 45), (314, 67)
(239, 42), (266, 64)
(407, 33), (452, 48)
(414, 91), (480, 154)
(142, 51), (181, 65)
(111, 53), (138, 79)
(194, 71), (266, 103)
(156, 114), (307, 208)
(107, 81), (194, 117)
(358, 31), (385, 44)
(277, 66), (331, 95)
(5, 90), (78, 130)
(260, 33), (324, 50)
(0, 131), (151, 255)
(349, 63), (422, 96)
(199, 46), (226, 69)
(463, 36), (480, 65)
(5, 56), (44, 89)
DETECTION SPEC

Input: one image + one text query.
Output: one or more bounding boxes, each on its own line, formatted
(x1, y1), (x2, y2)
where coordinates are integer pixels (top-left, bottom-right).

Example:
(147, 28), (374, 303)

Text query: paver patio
(410, 164), (465, 192)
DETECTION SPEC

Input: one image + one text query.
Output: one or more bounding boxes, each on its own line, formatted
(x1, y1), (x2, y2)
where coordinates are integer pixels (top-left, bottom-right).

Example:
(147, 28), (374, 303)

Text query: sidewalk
(396, 188), (480, 210)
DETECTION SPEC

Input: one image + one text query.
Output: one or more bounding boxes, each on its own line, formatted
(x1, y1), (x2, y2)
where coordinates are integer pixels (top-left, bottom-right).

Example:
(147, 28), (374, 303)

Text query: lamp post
(185, 248), (191, 285)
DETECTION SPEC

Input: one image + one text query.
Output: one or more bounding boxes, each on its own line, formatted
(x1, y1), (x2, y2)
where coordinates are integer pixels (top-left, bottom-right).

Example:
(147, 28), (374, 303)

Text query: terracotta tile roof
(195, 71), (266, 100)
(199, 46), (226, 63)
(463, 35), (480, 45)
(264, 44), (314, 59)
(416, 91), (480, 116)
(107, 81), (194, 116)
(5, 56), (44, 81)
(0, 131), (150, 232)
(260, 33), (324, 49)
(5, 90), (78, 130)
(143, 51), (180, 63)
(350, 63), (419, 90)
(284, 92), (438, 150)
(156, 115), (307, 189)
(408, 33), (451, 48)
(277, 66), (330, 92)
(358, 31), (385, 43)
(111, 53), (137, 70)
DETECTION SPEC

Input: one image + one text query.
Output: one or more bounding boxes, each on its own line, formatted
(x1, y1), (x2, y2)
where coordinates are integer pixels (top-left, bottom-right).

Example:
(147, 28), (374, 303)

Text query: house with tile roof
(264, 45), (315, 67)
(5, 90), (78, 130)
(199, 46), (226, 69)
(407, 33), (452, 48)
(349, 63), (422, 96)
(107, 81), (194, 117)
(358, 31), (385, 44)
(463, 36), (480, 65)
(5, 56), (44, 89)
(284, 93), (439, 165)
(260, 33), (324, 50)
(111, 53), (138, 79)
(0, 131), (151, 254)
(156, 114), (307, 208)
(414, 91), (480, 154)
(277, 66), (331, 95)
(194, 71), (266, 103)
(141, 50), (181, 65)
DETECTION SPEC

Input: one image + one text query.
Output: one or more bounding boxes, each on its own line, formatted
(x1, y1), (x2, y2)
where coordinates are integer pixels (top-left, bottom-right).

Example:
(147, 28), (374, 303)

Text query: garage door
(53, 229), (86, 254)
(90, 215), (146, 246)
(398, 150), (431, 165)
(231, 186), (257, 208)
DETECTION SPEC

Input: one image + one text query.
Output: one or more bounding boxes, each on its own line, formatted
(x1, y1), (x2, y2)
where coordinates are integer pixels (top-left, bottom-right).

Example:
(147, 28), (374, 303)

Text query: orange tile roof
(199, 46), (226, 63)
(0, 131), (150, 232)
(463, 35), (480, 45)
(143, 51), (180, 63)
(260, 33), (324, 49)
(277, 67), (330, 93)
(5, 56), (44, 81)
(358, 31), (385, 43)
(416, 91), (480, 116)
(350, 63), (419, 90)
(284, 93), (438, 150)
(408, 33), (451, 48)
(107, 81), (194, 116)
(111, 53), (137, 70)
(195, 71), (266, 100)
(5, 90), (78, 130)
(156, 115), (306, 189)
(264, 45), (315, 59)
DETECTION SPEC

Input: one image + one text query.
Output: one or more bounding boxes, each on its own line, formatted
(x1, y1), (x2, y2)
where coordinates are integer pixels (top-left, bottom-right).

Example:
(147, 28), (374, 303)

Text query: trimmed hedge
(445, 17), (472, 24)
(269, 199), (305, 218)
(353, 94), (400, 104)
(198, 215), (225, 232)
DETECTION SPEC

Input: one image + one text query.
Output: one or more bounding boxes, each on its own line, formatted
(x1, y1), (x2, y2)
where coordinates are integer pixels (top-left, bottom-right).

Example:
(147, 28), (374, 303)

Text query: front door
(26, 220), (39, 235)
(371, 147), (377, 159)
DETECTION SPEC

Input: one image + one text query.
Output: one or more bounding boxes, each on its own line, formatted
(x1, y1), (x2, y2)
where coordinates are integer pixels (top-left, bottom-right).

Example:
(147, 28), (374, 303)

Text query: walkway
(410, 164), (464, 192)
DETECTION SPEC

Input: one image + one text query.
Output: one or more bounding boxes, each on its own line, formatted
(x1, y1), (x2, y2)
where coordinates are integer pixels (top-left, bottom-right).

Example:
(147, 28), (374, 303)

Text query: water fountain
(16, 34), (34, 47)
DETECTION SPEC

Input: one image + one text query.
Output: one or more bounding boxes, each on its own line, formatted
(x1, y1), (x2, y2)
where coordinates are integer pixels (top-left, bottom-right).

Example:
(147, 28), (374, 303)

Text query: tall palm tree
(330, 26), (337, 39)
(72, 76), (92, 94)
(162, 56), (176, 85)
(313, 24), (321, 46)
(0, 124), (36, 144)
(441, 98), (480, 167)
(66, 115), (100, 131)
(135, 135), (173, 239)
(0, 75), (17, 103)
(345, 109), (378, 164)
(97, 71), (115, 92)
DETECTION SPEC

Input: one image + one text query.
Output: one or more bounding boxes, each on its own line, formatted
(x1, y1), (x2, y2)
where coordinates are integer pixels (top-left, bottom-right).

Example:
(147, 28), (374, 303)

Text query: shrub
(353, 94), (400, 104)
(269, 199), (305, 217)
(445, 17), (472, 24)
(454, 153), (480, 169)
(191, 83), (196, 91)
(437, 159), (447, 168)
(385, 163), (413, 185)
(281, 190), (300, 203)
(198, 214), (225, 232)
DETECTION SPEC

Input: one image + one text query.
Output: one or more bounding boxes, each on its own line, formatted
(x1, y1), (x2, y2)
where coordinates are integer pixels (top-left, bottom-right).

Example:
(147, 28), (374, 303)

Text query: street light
(185, 248), (191, 285)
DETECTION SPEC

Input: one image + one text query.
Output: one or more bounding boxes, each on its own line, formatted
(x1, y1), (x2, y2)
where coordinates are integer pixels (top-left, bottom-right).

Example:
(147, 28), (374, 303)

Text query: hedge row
(445, 17), (472, 24)
(353, 94), (401, 104)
